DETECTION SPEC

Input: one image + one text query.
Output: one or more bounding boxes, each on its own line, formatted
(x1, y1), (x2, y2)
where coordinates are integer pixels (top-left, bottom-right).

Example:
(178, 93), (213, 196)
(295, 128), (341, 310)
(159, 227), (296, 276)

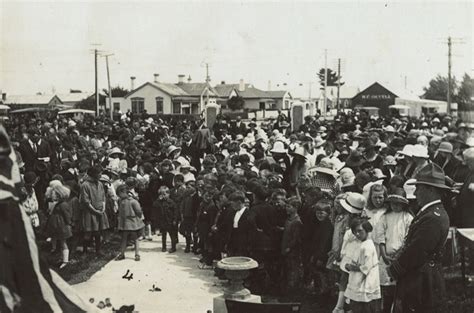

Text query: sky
(1, 0), (473, 99)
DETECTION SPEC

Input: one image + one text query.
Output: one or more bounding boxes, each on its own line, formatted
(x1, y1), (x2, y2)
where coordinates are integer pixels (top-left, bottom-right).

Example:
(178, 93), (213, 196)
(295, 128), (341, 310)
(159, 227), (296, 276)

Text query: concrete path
(73, 236), (224, 313)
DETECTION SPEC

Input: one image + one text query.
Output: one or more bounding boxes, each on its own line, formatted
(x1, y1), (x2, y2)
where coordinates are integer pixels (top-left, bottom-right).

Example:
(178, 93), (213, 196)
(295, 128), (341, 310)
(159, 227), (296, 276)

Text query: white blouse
(344, 238), (381, 303)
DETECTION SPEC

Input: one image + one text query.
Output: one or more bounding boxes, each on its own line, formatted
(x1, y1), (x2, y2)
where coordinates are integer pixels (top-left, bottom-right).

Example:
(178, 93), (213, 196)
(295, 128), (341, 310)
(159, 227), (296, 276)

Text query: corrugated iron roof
(4, 94), (57, 105)
(56, 92), (91, 103)
(151, 82), (189, 96)
(266, 90), (289, 98)
(176, 83), (218, 97)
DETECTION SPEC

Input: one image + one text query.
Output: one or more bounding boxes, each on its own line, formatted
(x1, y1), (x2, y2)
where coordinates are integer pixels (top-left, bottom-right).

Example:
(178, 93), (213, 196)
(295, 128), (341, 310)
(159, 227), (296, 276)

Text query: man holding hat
(388, 163), (450, 313)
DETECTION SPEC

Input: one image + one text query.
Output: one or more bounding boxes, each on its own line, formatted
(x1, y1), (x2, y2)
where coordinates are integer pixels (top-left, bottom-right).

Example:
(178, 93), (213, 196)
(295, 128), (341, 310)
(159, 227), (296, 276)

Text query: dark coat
(19, 140), (38, 171)
(153, 197), (180, 230)
(46, 200), (72, 240)
(310, 218), (333, 266)
(221, 207), (251, 256)
(117, 197), (145, 231)
(196, 201), (218, 240)
(389, 201), (449, 313)
(80, 177), (110, 232)
(229, 121), (247, 138)
(248, 202), (282, 252)
(281, 215), (303, 258)
(456, 171), (474, 228)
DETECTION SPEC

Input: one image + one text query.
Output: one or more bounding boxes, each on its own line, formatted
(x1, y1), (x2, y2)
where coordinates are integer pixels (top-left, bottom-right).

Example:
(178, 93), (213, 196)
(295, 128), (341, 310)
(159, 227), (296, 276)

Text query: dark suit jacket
(19, 140), (38, 171)
(389, 201), (449, 312)
(221, 208), (252, 255)
(229, 122), (247, 138)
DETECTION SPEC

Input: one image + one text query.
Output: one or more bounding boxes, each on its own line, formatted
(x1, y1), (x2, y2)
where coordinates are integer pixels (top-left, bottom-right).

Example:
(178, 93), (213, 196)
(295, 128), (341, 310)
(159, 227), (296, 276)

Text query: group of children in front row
(327, 186), (413, 313)
(36, 169), (413, 313)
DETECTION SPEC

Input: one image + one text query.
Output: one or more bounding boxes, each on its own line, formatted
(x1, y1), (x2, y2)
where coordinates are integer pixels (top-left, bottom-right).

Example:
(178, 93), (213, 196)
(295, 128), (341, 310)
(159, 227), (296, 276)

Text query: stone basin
(217, 257), (259, 300)
(217, 257), (258, 271)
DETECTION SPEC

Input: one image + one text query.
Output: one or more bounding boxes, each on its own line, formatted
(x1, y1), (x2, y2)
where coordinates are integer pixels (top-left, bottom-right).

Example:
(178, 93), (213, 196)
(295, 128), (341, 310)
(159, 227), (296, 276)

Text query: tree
(318, 68), (344, 89)
(102, 86), (129, 97)
(75, 94), (106, 111)
(456, 74), (474, 110)
(422, 74), (458, 101)
(227, 96), (245, 111)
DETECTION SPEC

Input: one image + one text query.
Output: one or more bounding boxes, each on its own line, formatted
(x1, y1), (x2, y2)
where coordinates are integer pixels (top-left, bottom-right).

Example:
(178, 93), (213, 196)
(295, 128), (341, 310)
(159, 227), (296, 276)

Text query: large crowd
(3, 108), (474, 313)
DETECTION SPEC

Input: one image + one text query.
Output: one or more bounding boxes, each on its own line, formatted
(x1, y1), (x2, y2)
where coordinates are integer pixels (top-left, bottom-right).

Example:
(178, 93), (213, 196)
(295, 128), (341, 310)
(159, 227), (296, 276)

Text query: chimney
(187, 75), (192, 83)
(130, 76), (136, 90)
(178, 74), (185, 84)
(221, 81), (226, 85)
(154, 73), (159, 83)
(239, 79), (245, 92)
(267, 80), (272, 91)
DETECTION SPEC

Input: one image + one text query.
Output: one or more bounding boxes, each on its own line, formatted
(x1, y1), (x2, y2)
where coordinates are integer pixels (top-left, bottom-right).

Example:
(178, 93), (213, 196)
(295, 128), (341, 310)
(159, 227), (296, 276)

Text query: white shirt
(233, 206), (247, 228)
(374, 211), (413, 285)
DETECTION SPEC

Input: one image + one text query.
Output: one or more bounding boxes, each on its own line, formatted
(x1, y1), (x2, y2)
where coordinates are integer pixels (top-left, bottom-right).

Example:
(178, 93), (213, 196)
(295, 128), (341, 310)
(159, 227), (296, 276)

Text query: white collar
(418, 199), (441, 215)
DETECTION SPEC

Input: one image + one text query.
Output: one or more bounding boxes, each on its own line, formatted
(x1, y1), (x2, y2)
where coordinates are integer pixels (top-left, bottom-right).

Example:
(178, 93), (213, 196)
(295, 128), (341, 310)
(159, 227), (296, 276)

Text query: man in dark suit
(229, 116), (247, 139)
(389, 163), (450, 313)
(222, 191), (252, 257)
(19, 130), (40, 172)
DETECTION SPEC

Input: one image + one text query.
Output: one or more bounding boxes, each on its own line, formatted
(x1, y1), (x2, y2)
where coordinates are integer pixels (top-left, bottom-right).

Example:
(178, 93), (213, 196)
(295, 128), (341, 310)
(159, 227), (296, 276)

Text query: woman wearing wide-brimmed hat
(309, 158), (341, 198)
(287, 146), (307, 193)
(345, 150), (366, 174)
(388, 163), (450, 313)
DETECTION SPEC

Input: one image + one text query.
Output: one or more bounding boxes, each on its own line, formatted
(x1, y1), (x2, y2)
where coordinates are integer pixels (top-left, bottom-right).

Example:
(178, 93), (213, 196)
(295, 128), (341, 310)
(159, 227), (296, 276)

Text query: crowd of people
(3, 108), (474, 313)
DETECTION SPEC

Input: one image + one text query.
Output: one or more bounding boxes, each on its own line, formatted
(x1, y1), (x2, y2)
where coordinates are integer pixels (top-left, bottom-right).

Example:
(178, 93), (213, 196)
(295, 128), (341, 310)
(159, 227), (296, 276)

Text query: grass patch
(38, 234), (122, 285)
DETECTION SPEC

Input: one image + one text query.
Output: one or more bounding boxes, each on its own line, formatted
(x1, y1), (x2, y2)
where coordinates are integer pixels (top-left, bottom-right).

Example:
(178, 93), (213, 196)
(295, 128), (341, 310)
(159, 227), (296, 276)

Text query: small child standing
(331, 192), (365, 313)
(46, 183), (73, 269)
(374, 188), (413, 313)
(309, 199), (334, 296)
(116, 184), (145, 261)
(281, 200), (303, 296)
(153, 186), (180, 253)
(343, 217), (381, 313)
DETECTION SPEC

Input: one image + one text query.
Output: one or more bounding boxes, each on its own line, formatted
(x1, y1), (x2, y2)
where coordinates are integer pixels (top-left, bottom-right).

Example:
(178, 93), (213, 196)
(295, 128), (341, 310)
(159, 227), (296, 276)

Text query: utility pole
(323, 49), (328, 115)
(447, 36), (452, 115)
(336, 58), (341, 113)
(94, 49), (99, 116)
(205, 62), (210, 110)
(103, 54), (114, 120)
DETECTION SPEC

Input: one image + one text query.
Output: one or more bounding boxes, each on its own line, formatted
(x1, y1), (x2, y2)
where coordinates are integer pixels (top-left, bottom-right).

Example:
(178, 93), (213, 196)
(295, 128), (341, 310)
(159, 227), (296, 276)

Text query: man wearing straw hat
(388, 163), (450, 313)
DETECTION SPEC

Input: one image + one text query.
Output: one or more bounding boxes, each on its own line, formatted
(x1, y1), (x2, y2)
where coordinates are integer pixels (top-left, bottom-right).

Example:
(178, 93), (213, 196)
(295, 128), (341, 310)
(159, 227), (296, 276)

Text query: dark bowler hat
(407, 163), (450, 190)
(345, 150), (365, 168)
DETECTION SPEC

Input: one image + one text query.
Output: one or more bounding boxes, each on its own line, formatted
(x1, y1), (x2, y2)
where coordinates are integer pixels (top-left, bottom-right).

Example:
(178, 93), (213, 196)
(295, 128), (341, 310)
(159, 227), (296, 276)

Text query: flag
(0, 125), (97, 313)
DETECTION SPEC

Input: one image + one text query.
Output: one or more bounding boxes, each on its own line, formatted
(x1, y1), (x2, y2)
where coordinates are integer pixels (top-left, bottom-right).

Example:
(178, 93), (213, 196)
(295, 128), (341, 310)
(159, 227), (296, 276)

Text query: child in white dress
(342, 217), (381, 313)
(374, 188), (413, 313)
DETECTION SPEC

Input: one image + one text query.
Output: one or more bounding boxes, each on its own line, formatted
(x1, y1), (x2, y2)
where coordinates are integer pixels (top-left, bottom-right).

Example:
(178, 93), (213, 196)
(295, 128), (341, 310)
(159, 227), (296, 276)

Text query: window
(131, 97), (144, 114)
(284, 100), (289, 109)
(259, 102), (266, 110)
(156, 97), (163, 114)
(182, 107), (191, 114)
(113, 102), (120, 112)
(172, 102), (181, 114)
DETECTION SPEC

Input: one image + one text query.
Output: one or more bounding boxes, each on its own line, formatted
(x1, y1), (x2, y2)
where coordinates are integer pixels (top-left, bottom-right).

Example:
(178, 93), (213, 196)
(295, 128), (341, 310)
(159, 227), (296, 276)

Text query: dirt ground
(40, 234), (474, 313)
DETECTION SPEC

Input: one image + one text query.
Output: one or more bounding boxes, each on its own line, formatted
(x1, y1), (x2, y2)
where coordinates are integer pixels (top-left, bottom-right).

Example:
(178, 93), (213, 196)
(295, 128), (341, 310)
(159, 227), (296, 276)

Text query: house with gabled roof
(3, 93), (63, 110)
(215, 80), (292, 111)
(118, 75), (218, 115)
